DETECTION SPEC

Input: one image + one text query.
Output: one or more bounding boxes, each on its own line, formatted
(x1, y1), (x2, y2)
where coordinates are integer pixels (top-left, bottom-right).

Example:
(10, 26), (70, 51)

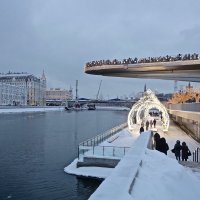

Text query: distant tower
(174, 80), (178, 92)
(41, 70), (47, 105)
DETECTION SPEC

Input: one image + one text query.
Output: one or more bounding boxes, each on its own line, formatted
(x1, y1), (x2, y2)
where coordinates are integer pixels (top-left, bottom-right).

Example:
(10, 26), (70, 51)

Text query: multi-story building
(0, 71), (46, 106)
(0, 82), (27, 106)
(46, 87), (73, 103)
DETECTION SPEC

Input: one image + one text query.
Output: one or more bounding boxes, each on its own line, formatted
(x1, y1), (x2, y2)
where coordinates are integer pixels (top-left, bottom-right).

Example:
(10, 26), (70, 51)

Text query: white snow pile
(64, 159), (113, 179)
(131, 149), (200, 200)
(96, 106), (130, 111)
(0, 107), (64, 113)
(89, 132), (200, 200)
(89, 132), (152, 200)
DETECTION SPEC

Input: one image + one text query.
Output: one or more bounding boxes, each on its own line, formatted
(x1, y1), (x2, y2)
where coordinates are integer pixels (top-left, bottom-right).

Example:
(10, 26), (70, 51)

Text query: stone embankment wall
(168, 103), (200, 142)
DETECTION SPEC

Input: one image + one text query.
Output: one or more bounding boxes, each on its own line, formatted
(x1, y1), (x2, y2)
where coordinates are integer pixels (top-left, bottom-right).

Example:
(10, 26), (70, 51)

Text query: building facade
(46, 88), (73, 105)
(0, 72), (46, 106)
(0, 82), (27, 106)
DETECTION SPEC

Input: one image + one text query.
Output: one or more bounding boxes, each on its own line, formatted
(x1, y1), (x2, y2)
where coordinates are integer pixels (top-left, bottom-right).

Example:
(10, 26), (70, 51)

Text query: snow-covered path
(155, 119), (200, 160)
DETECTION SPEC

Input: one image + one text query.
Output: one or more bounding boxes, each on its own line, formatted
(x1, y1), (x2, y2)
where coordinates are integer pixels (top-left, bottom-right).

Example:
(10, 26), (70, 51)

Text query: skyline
(0, 0), (200, 98)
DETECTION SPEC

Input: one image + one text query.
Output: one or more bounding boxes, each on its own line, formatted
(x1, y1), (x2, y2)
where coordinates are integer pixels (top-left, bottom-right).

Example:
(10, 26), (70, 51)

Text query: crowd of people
(139, 118), (157, 133)
(139, 120), (191, 161)
(85, 53), (199, 68)
(153, 133), (191, 161)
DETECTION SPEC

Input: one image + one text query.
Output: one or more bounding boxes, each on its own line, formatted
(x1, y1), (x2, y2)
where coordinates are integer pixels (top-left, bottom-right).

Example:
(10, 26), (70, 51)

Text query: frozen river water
(0, 109), (128, 200)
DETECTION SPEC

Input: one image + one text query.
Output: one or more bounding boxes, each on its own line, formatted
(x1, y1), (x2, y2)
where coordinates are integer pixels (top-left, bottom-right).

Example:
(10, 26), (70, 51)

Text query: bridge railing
(78, 122), (128, 159)
(193, 147), (200, 162)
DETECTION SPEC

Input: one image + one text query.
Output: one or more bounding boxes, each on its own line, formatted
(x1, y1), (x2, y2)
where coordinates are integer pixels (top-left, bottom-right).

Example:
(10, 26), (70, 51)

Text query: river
(0, 109), (128, 200)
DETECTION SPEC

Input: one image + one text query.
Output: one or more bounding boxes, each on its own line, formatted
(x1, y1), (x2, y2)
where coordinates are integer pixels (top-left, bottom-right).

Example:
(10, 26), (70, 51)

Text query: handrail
(78, 122), (128, 159)
(193, 147), (200, 162)
(78, 145), (130, 160)
(79, 122), (127, 147)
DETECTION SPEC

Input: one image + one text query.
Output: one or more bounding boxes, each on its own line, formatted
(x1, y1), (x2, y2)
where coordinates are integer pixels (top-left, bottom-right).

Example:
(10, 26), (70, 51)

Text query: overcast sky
(0, 0), (200, 98)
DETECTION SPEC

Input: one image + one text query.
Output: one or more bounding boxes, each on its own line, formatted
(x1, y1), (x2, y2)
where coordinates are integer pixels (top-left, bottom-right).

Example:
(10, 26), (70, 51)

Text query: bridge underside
(85, 60), (200, 82)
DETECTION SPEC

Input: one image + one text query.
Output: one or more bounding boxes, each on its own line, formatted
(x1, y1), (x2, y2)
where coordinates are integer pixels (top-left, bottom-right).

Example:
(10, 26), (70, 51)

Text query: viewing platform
(84, 60), (200, 82)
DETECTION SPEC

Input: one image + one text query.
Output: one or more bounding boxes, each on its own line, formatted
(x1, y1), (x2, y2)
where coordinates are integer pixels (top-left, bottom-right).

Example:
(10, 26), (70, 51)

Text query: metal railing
(78, 145), (130, 160)
(79, 122), (127, 147)
(78, 122), (128, 159)
(193, 147), (200, 162)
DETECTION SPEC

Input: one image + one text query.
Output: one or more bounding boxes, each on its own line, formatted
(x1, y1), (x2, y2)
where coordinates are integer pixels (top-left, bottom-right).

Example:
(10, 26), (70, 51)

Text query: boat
(87, 103), (96, 110)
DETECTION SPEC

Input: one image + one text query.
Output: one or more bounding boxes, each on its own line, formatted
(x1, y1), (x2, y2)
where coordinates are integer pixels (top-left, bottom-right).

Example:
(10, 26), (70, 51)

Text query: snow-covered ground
(64, 116), (200, 200)
(131, 149), (200, 200)
(96, 106), (130, 111)
(64, 128), (138, 178)
(0, 107), (64, 113)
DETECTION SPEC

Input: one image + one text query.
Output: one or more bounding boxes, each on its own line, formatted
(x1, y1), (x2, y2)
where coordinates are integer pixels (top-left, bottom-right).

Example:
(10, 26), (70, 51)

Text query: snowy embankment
(89, 132), (152, 200)
(96, 106), (130, 111)
(89, 132), (200, 200)
(0, 107), (64, 113)
(131, 150), (200, 200)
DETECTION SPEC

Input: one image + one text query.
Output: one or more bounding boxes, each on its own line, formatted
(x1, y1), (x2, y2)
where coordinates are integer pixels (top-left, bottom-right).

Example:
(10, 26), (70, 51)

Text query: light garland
(128, 89), (169, 132)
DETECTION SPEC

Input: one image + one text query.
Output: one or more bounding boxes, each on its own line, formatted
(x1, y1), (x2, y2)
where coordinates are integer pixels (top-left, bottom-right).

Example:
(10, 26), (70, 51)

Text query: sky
(0, 0), (200, 99)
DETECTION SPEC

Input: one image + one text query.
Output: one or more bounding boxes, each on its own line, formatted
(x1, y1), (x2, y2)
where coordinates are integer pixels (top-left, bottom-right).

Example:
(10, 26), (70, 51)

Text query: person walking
(182, 142), (191, 161)
(153, 119), (156, 128)
(172, 140), (182, 161)
(157, 137), (169, 155)
(139, 125), (144, 134)
(150, 120), (153, 128)
(146, 120), (150, 131)
(153, 132), (160, 150)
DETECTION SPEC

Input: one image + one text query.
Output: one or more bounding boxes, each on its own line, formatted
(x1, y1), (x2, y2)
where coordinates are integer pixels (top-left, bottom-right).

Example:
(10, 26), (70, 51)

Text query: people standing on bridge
(172, 140), (182, 161)
(139, 125), (144, 134)
(158, 137), (169, 155)
(153, 119), (156, 128)
(146, 120), (150, 131)
(181, 142), (191, 161)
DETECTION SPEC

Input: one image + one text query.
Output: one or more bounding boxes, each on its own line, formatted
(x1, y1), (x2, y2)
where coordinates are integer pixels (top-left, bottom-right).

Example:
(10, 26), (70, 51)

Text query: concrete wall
(168, 103), (200, 112)
(77, 157), (120, 168)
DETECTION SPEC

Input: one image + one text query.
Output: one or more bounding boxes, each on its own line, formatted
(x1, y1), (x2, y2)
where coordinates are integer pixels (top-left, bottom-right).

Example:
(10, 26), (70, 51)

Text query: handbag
(188, 150), (191, 156)
(171, 149), (175, 153)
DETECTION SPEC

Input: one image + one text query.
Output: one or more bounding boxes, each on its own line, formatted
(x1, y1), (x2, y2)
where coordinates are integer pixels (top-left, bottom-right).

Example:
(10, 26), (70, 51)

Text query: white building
(0, 82), (27, 106)
(46, 88), (73, 102)
(0, 71), (46, 106)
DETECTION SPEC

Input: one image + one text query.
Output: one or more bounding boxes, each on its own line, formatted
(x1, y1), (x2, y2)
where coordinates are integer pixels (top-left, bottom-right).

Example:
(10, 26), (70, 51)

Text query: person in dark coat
(153, 119), (156, 128)
(146, 120), (150, 131)
(153, 132), (160, 150)
(182, 142), (190, 161)
(173, 140), (182, 161)
(139, 126), (144, 134)
(157, 137), (169, 155)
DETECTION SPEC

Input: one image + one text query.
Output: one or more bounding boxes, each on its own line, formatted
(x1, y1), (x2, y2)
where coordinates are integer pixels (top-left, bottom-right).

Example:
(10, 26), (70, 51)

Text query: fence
(78, 122), (128, 159)
(193, 147), (200, 162)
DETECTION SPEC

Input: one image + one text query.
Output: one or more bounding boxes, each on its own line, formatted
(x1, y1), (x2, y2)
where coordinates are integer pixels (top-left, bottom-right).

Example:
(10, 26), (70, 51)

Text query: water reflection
(0, 110), (128, 200)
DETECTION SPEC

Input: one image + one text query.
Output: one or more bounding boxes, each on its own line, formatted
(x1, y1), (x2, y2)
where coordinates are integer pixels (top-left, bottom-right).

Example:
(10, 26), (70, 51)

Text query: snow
(64, 159), (112, 179)
(64, 115), (200, 200)
(65, 128), (138, 177)
(0, 107), (64, 113)
(88, 132), (152, 200)
(96, 106), (130, 111)
(131, 149), (200, 200)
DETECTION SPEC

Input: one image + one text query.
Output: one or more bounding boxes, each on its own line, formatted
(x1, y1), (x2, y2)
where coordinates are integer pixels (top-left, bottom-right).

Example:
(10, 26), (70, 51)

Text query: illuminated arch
(128, 89), (169, 132)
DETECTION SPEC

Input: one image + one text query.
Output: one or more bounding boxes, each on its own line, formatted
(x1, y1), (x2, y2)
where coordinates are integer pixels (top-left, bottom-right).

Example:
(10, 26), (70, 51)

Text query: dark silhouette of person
(153, 132), (160, 150)
(139, 126), (144, 134)
(153, 119), (156, 128)
(182, 142), (190, 161)
(157, 137), (169, 155)
(173, 140), (182, 161)
(146, 120), (150, 130)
